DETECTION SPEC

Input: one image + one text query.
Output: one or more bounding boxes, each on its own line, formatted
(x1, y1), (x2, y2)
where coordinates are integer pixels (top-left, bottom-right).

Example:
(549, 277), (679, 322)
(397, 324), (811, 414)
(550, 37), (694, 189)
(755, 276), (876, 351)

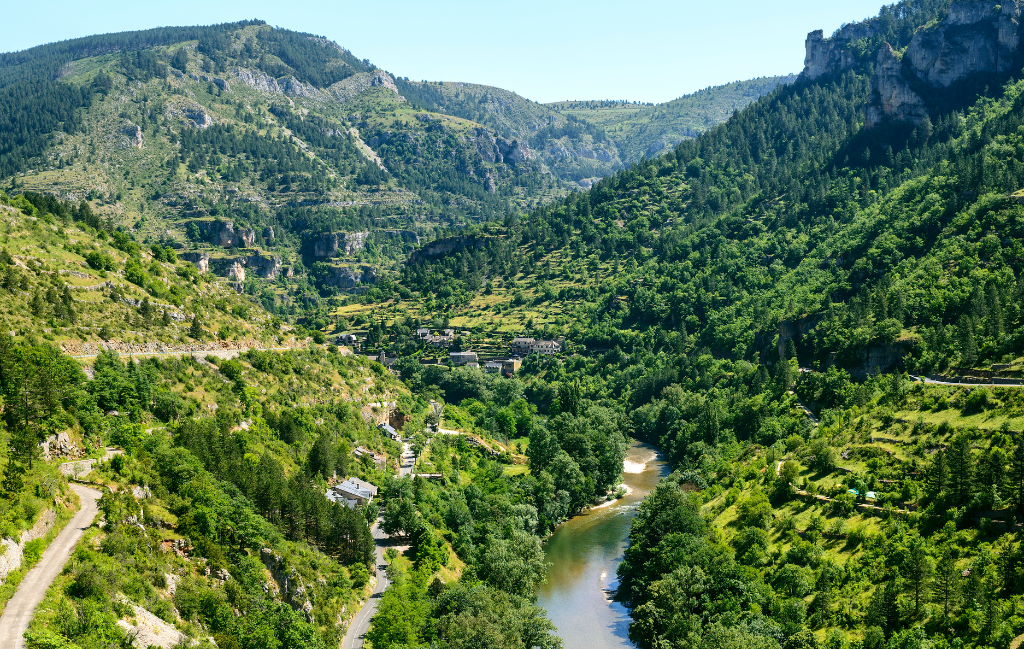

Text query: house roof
(347, 477), (378, 496)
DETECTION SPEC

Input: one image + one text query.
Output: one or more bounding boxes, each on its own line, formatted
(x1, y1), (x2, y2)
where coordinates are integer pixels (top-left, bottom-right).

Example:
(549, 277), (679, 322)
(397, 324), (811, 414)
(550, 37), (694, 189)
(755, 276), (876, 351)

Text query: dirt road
(0, 484), (101, 649)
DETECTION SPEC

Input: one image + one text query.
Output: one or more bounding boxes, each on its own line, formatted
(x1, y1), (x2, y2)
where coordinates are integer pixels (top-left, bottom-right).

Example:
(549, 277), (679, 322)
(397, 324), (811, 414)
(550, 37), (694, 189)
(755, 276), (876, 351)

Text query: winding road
(341, 442), (415, 648)
(910, 374), (1024, 387)
(341, 522), (391, 649)
(0, 483), (101, 649)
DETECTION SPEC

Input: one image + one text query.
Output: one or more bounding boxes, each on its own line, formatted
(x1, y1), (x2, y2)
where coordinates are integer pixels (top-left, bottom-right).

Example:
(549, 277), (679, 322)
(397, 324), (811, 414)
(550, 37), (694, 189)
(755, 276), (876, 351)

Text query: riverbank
(536, 440), (667, 649)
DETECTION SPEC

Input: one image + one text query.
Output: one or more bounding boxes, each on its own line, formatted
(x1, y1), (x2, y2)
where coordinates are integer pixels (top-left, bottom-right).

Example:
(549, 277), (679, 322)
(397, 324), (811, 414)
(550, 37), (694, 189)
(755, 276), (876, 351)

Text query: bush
(85, 251), (116, 271)
(962, 388), (992, 414)
(22, 537), (45, 567)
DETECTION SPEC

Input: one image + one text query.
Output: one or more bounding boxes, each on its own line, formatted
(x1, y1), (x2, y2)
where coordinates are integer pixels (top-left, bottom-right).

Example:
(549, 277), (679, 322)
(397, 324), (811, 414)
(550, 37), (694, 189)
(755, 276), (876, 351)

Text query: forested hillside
(548, 75), (799, 162)
(346, 0), (1024, 647)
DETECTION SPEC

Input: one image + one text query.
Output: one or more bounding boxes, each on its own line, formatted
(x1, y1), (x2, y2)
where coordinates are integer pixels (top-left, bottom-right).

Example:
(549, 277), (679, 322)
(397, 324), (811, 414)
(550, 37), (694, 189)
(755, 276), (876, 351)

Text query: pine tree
(902, 533), (933, 617)
(948, 434), (974, 507)
(189, 315), (203, 339)
(933, 544), (961, 620)
(1010, 434), (1024, 516)
(140, 297), (153, 325)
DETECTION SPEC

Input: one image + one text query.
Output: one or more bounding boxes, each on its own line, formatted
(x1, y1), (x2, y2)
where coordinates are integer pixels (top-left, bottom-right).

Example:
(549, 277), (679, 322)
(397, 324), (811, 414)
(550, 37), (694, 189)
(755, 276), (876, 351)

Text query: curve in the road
(0, 483), (101, 649)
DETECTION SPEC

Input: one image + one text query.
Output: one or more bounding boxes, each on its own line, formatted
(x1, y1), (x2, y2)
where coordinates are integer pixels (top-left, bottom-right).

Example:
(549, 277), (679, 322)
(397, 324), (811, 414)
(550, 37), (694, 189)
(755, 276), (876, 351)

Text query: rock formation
(182, 106), (212, 129)
(803, 1), (1023, 127)
(122, 124), (143, 148)
(192, 219), (256, 248)
(181, 252), (283, 279)
(321, 264), (376, 288)
(307, 231), (369, 257)
(410, 235), (487, 263)
(865, 45), (930, 128)
(178, 252), (209, 272)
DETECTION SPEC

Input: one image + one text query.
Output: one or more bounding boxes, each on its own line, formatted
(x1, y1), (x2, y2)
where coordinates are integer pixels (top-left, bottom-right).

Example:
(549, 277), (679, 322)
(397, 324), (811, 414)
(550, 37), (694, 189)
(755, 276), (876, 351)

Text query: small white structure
(326, 477), (377, 508)
(450, 350), (479, 366)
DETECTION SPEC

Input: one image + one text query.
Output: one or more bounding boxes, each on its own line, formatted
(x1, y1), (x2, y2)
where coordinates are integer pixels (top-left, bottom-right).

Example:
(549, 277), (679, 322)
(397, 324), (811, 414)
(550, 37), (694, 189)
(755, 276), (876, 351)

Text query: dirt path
(341, 521), (391, 649)
(0, 483), (101, 649)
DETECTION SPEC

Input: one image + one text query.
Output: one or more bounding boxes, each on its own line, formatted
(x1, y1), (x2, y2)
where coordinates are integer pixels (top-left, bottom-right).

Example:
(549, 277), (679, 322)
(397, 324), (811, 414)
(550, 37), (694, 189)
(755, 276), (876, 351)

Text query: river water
(536, 440), (668, 649)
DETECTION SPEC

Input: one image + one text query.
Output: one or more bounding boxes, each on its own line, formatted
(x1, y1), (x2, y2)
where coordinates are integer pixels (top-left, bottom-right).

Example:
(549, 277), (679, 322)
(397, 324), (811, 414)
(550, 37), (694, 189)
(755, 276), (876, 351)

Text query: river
(536, 440), (668, 649)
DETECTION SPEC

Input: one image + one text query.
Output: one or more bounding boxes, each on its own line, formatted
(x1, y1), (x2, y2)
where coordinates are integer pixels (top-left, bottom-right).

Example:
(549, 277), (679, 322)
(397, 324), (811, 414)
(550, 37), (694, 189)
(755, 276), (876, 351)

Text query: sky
(2, 0), (888, 104)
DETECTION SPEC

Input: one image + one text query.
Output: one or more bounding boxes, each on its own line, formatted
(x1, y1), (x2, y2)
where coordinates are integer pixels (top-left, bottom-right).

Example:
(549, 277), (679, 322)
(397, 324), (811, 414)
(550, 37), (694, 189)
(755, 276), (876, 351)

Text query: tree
(557, 379), (582, 416)
(140, 296), (153, 325)
(189, 315), (203, 339)
(867, 577), (900, 636)
(947, 434), (974, 507)
(933, 544), (960, 620)
(1009, 434), (1024, 516)
(902, 533), (933, 617)
(696, 398), (721, 445)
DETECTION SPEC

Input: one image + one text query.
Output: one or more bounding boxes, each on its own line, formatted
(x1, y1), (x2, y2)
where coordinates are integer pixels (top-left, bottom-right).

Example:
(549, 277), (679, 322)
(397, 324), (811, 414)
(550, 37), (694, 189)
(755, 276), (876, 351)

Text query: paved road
(910, 374), (1024, 387)
(399, 442), (414, 477)
(0, 484), (101, 649)
(342, 441), (414, 648)
(341, 521), (391, 649)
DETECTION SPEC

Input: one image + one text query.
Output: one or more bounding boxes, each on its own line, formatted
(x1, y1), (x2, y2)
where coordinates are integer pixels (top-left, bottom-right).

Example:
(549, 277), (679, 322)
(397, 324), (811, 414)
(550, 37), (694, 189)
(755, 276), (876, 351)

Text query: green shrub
(962, 388), (992, 414)
(22, 537), (45, 567)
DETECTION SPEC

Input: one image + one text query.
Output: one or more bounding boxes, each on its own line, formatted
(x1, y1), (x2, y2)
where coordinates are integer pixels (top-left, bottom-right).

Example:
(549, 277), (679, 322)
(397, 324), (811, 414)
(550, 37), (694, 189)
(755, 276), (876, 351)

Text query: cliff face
(802, 22), (880, 81)
(803, 1), (1023, 127)
(193, 219), (256, 248)
(409, 235), (487, 264)
(865, 45), (930, 128)
(307, 232), (369, 258)
(180, 252), (283, 279)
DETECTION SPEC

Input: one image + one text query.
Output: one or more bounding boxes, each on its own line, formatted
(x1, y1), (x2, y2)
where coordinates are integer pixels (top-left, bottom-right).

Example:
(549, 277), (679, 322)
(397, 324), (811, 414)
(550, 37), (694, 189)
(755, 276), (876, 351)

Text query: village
(322, 331), (558, 510)
(336, 329), (565, 378)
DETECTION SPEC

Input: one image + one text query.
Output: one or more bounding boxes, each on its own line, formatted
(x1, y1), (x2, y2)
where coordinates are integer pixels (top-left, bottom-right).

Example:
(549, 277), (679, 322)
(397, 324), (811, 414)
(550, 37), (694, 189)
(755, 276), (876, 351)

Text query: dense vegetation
(357, 0), (1024, 646)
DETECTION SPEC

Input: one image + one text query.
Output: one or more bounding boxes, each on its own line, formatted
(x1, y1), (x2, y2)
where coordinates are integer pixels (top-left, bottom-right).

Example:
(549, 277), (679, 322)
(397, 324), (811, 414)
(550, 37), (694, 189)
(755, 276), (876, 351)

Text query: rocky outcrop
(40, 432), (78, 460)
(212, 77), (230, 92)
(865, 45), (930, 128)
(327, 70), (401, 103)
(410, 235), (487, 263)
(261, 548), (314, 622)
(307, 231), (369, 257)
(474, 134), (532, 164)
(244, 254), (283, 279)
(805, 1), (1023, 127)
(182, 106), (211, 129)
(322, 265), (376, 289)
(123, 124), (143, 148)
(192, 219), (256, 248)
(233, 68), (281, 93)
(179, 252), (209, 272)
(907, 1), (1020, 86)
(802, 22), (881, 80)
(181, 251), (282, 279)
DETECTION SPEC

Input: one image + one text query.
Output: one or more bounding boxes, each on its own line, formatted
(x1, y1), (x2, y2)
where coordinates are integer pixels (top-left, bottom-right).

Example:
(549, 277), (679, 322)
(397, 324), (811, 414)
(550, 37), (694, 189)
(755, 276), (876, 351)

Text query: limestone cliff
(803, 1), (1023, 127)
(192, 219), (256, 248)
(865, 45), (929, 128)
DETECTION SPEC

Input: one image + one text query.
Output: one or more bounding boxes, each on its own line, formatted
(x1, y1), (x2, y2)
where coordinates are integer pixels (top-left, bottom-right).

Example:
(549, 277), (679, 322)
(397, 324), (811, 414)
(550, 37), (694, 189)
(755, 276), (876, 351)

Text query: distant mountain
(547, 75), (798, 162)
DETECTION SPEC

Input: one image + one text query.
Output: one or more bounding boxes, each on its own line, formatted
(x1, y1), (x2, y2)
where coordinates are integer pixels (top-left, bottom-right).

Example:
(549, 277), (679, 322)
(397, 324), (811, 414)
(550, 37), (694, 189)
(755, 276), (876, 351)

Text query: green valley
(11, 1), (1024, 649)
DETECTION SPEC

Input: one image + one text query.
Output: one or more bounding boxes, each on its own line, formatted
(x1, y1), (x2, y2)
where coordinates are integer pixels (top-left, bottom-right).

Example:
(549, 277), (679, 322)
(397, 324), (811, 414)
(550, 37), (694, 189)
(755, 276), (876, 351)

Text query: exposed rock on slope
(865, 45), (929, 128)
(804, 0), (1023, 127)
(192, 219), (256, 248)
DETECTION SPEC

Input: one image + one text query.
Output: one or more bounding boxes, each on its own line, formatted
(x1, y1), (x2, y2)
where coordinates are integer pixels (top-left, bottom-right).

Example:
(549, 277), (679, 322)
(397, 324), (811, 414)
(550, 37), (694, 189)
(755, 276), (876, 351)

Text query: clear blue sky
(2, 0), (887, 104)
